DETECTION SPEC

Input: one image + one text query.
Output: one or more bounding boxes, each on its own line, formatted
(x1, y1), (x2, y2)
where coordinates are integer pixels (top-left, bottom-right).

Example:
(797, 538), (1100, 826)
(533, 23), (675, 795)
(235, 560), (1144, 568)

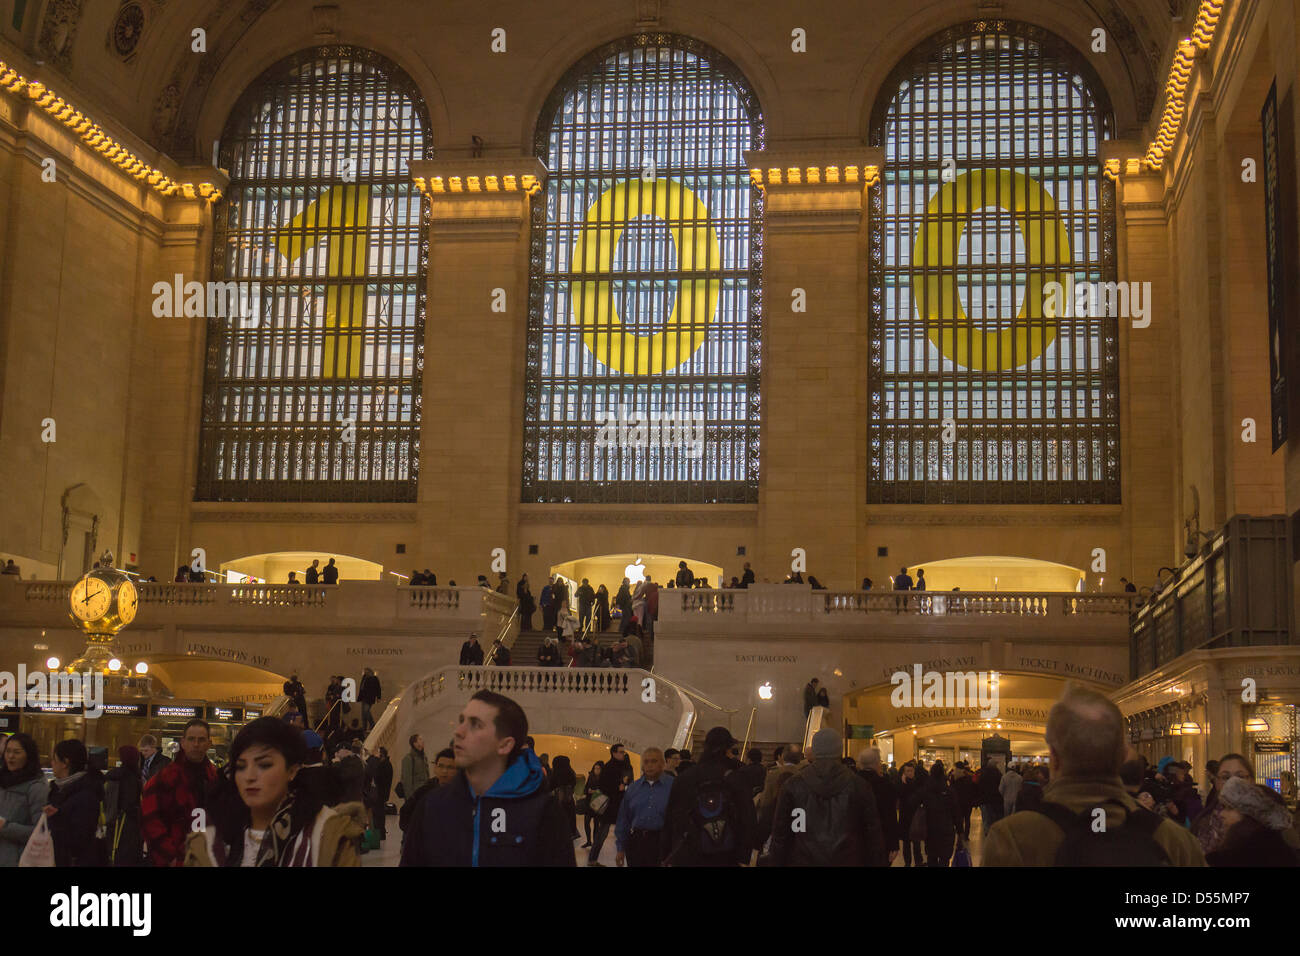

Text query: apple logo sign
(624, 557), (647, 584)
(758, 681), (773, 700)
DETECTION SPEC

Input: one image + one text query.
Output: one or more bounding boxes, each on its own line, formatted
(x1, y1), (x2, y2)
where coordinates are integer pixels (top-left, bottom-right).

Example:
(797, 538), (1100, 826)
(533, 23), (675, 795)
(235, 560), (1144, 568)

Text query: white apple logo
(624, 557), (647, 584)
(758, 681), (773, 700)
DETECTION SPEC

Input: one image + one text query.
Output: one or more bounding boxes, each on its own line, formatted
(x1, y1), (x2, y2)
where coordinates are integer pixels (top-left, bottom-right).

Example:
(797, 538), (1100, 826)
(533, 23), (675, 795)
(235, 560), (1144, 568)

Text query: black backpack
(1035, 802), (1171, 866)
(690, 776), (739, 858)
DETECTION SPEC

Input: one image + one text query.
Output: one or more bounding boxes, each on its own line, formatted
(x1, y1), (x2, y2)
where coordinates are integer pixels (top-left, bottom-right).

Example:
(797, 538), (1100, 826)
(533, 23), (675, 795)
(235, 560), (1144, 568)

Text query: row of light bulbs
(45, 656), (148, 676)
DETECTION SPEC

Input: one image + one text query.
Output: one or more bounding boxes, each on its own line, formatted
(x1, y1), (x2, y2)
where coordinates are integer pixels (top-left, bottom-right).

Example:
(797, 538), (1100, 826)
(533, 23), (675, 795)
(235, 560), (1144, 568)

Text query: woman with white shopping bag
(1, 733), (50, 866)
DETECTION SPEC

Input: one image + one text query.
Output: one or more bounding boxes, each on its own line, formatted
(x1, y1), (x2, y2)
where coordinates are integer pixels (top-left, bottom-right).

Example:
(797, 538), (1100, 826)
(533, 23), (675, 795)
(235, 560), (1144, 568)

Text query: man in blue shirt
(615, 747), (673, 867)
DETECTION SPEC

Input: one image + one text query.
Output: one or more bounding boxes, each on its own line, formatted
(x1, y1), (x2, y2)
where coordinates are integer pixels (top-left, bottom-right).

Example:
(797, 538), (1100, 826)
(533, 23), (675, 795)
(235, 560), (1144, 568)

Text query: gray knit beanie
(1218, 776), (1293, 830)
(811, 728), (841, 760)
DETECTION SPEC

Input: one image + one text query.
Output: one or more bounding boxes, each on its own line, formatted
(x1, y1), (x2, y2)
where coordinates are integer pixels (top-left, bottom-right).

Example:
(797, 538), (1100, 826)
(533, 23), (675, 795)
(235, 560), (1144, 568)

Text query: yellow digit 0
(911, 168), (1071, 371)
(570, 178), (722, 375)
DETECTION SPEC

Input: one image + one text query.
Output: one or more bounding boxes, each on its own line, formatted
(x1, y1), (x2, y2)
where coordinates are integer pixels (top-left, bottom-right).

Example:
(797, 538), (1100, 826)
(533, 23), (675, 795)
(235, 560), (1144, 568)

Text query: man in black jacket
(138, 734), (171, 783)
(663, 727), (756, 866)
(769, 730), (884, 867)
(366, 746), (394, 840)
(358, 667), (382, 731)
(459, 633), (484, 666)
(857, 746), (900, 864)
(400, 691), (574, 867)
(976, 760), (1003, 835)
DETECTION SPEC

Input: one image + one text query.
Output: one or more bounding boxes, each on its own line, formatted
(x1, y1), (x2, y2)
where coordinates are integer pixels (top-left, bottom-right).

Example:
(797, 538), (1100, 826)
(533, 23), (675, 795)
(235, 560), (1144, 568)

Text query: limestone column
(410, 159), (546, 584)
(745, 150), (879, 588)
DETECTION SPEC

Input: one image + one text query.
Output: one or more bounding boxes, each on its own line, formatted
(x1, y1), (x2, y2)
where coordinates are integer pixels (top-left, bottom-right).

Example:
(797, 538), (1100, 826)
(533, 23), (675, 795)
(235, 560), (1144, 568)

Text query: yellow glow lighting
(0, 60), (221, 203)
(1141, 1), (1224, 173)
(412, 171), (539, 196)
(748, 163), (880, 193)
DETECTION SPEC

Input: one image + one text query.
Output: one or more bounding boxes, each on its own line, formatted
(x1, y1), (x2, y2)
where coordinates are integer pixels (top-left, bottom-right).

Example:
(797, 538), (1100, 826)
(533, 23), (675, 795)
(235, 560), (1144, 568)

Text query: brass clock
(69, 565), (138, 639)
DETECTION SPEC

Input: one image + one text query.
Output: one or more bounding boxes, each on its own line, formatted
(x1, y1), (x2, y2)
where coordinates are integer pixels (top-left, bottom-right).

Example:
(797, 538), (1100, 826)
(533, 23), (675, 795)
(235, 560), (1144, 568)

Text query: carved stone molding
(866, 510), (1123, 526)
(191, 510), (417, 523)
(38, 0), (85, 73)
(519, 508), (758, 526)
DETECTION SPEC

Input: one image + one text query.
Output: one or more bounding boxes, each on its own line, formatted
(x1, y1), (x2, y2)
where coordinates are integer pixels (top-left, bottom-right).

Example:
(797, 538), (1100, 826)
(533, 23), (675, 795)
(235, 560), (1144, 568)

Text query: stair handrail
(484, 603), (521, 665)
(648, 668), (738, 714)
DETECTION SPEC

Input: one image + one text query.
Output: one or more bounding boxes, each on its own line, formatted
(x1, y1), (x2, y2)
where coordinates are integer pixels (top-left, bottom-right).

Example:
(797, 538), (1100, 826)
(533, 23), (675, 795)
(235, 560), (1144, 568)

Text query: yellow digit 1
(274, 184), (370, 378)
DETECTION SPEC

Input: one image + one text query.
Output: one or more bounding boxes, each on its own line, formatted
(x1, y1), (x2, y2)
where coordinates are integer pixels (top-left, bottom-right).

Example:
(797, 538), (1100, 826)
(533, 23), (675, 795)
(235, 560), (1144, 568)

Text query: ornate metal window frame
(523, 33), (764, 504)
(868, 20), (1120, 504)
(196, 46), (432, 503)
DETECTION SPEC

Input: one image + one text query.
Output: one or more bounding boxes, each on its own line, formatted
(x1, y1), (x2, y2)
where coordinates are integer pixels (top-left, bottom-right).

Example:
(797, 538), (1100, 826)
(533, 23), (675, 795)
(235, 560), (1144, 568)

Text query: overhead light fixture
(1245, 717), (1269, 733)
(45, 656), (60, 669)
(1180, 720), (1201, 735)
(135, 662), (149, 675)
(1169, 722), (1182, 736)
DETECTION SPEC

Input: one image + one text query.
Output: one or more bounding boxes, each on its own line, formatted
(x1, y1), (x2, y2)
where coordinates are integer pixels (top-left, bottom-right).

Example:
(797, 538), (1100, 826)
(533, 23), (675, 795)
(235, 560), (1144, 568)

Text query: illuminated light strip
(0, 60), (222, 203)
(1141, 0), (1225, 172)
(748, 163), (880, 193)
(414, 173), (541, 196)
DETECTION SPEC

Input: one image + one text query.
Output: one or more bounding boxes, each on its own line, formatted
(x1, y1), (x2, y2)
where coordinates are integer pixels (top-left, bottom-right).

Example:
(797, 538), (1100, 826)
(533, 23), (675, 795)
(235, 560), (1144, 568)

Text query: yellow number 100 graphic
(570, 178), (722, 375)
(274, 184), (370, 378)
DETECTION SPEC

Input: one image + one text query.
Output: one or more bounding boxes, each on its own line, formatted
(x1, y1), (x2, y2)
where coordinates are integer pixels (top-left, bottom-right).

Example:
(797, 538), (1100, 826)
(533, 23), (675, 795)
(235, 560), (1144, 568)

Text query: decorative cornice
(519, 507), (757, 526)
(745, 149), (882, 194)
(0, 59), (224, 203)
(190, 510), (416, 523)
(866, 509), (1123, 527)
(410, 157), (547, 197)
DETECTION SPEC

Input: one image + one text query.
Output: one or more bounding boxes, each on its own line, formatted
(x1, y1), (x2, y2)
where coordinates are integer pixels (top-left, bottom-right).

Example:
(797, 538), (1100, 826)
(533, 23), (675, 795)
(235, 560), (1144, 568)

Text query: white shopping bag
(19, 814), (55, 867)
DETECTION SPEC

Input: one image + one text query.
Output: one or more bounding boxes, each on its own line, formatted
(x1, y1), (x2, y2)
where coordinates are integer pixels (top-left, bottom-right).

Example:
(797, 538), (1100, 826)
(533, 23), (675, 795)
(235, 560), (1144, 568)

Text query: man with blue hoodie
(399, 690), (574, 866)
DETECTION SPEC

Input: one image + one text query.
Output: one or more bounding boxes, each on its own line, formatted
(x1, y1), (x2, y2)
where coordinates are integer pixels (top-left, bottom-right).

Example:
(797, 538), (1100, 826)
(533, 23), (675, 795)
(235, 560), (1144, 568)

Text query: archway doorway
(219, 551), (384, 584)
(899, 556), (1085, 592)
(549, 553), (724, 594)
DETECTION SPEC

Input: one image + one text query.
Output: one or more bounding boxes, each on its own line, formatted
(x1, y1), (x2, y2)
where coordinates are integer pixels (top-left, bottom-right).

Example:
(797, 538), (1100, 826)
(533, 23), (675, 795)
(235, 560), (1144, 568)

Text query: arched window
(196, 47), (431, 502)
(868, 21), (1119, 504)
(524, 35), (763, 504)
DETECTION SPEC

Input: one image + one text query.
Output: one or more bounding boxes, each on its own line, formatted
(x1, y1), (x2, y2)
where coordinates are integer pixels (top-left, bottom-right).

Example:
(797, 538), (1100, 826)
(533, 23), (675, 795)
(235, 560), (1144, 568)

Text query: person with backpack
(663, 727), (756, 867)
(45, 739), (106, 867)
(769, 729), (884, 867)
(982, 686), (1206, 866)
(102, 745), (144, 865)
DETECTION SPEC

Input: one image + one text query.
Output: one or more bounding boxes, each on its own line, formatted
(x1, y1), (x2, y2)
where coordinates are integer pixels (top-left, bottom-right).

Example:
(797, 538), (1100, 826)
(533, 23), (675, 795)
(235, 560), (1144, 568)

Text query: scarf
(219, 792), (314, 867)
(0, 762), (42, 788)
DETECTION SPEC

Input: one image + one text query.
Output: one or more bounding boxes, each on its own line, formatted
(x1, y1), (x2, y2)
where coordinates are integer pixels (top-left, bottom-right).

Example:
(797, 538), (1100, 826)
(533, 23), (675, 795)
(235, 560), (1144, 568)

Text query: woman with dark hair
(551, 755), (579, 840)
(1192, 752), (1255, 855)
(917, 761), (959, 868)
(595, 585), (611, 632)
(103, 745), (144, 866)
(45, 738), (105, 866)
(1206, 777), (1300, 867)
(185, 717), (365, 866)
(0, 732), (48, 867)
(516, 573), (535, 631)
(580, 760), (604, 848)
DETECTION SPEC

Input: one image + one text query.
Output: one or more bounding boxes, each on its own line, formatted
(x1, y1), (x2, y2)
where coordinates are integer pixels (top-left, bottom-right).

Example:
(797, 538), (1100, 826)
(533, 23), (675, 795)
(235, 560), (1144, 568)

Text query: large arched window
(524, 35), (763, 504)
(196, 47), (431, 502)
(868, 21), (1119, 504)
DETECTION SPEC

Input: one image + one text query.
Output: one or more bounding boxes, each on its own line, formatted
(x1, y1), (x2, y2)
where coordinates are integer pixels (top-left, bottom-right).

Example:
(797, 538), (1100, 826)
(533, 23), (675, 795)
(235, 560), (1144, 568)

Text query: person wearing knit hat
(662, 726), (756, 866)
(1205, 777), (1300, 867)
(768, 728), (886, 866)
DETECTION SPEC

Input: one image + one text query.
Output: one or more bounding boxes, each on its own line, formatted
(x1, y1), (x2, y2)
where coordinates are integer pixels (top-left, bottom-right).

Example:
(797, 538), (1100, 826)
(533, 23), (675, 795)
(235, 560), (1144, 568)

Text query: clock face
(71, 577), (112, 622)
(117, 579), (138, 625)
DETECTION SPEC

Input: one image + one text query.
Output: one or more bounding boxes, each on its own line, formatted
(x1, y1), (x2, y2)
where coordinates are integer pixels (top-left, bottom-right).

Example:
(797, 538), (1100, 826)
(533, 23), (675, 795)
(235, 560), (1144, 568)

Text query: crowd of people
(2, 684), (1298, 867)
